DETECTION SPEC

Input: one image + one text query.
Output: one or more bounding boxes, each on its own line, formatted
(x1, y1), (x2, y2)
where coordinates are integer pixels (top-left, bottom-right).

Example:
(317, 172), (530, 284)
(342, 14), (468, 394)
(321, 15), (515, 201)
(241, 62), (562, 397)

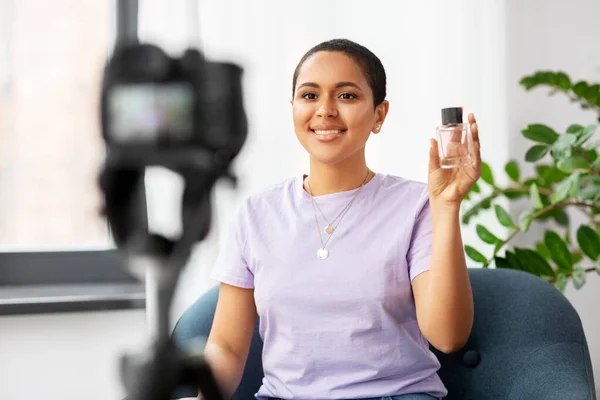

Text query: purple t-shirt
(211, 173), (447, 399)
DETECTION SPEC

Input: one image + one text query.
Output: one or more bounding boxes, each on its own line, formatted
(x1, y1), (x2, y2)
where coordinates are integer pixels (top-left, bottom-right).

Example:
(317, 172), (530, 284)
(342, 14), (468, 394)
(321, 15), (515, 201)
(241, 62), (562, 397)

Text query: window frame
(0, 0), (146, 315)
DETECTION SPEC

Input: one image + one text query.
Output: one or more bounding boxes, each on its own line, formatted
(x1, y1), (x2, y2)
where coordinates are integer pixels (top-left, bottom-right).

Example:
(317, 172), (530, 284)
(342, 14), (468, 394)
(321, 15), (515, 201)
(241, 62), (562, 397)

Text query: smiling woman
(291, 44), (389, 181)
(292, 49), (388, 195)
(196, 38), (479, 400)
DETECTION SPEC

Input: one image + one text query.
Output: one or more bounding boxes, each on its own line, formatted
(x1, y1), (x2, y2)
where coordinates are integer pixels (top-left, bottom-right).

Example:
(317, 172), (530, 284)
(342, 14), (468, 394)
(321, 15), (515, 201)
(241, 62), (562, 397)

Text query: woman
(195, 38), (479, 400)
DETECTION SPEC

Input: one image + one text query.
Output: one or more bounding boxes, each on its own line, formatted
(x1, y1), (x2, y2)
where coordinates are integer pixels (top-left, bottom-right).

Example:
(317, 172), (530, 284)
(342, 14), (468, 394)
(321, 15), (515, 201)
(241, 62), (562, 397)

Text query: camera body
(100, 43), (247, 170)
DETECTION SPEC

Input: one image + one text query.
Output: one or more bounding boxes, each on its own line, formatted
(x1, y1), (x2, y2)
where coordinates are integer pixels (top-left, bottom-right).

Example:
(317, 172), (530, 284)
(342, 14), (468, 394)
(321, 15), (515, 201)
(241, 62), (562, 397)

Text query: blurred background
(0, 0), (598, 399)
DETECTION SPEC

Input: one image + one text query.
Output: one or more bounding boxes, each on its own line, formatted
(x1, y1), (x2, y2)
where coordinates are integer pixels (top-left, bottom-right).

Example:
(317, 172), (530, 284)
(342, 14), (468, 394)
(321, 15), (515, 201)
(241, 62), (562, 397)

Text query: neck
(305, 154), (373, 196)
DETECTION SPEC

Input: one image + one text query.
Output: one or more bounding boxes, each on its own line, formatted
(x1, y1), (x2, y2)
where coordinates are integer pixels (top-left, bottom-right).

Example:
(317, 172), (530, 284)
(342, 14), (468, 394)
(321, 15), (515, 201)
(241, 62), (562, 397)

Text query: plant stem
(564, 200), (600, 213)
(510, 184), (554, 196)
(566, 267), (598, 278)
(483, 200), (600, 265)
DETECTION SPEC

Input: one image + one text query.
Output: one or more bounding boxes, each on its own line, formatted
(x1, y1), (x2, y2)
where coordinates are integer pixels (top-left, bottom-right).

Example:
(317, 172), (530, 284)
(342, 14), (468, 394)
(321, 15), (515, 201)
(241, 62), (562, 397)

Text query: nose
(316, 97), (338, 118)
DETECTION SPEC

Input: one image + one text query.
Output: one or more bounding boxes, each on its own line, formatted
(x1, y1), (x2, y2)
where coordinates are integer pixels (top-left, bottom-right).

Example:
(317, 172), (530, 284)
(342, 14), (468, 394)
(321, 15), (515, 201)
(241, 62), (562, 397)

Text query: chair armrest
(507, 342), (596, 400)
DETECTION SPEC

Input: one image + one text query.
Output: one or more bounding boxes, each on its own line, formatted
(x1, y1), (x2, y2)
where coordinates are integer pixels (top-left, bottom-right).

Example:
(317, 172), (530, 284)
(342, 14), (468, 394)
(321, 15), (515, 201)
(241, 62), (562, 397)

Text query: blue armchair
(171, 268), (596, 399)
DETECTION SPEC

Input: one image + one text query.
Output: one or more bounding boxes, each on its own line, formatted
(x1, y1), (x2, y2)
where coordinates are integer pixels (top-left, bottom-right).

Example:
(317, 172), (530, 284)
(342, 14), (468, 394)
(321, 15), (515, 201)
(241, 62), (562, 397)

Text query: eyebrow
(296, 81), (364, 91)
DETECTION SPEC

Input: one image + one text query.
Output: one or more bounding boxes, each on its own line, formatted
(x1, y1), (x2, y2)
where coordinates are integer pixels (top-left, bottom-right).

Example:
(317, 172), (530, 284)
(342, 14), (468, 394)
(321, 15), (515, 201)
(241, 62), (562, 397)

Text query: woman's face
(292, 51), (388, 166)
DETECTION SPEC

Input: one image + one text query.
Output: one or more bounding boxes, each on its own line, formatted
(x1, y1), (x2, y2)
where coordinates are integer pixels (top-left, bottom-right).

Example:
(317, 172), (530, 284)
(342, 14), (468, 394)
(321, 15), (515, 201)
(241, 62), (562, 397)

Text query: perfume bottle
(436, 107), (475, 168)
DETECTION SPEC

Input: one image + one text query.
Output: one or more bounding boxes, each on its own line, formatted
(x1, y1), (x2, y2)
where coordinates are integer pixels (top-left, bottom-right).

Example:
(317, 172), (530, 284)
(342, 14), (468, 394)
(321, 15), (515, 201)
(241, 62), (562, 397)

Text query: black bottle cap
(441, 107), (463, 125)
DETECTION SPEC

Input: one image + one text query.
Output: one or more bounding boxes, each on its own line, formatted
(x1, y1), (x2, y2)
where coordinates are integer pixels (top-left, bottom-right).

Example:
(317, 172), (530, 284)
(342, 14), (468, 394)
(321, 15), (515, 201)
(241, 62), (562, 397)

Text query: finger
(429, 138), (441, 173)
(449, 127), (462, 143)
(468, 113), (480, 144)
(473, 135), (482, 166)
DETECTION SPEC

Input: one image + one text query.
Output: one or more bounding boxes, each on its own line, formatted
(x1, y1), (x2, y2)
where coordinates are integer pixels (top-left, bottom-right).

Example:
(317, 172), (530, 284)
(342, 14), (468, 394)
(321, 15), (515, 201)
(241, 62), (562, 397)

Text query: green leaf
(470, 181), (481, 193)
(522, 124), (559, 144)
(550, 134), (576, 162)
(593, 156), (600, 170)
(504, 190), (527, 200)
(572, 251), (584, 265)
(504, 160), (520, 182)
(536, 242), (551, 259)
(515, 248), (555, 277)
(525, 145), (549, 162)
(465, 245), (487, 264)
(566, 124), (585, 137)
(573, 81), (589, 98)
(539, 193), (552, 208)
(494, 256), (511, 269)
(530, 183), (543, 210)
(536, 165), (569, 186)
(554, 272), (568, 292)
(552, 209), (570, 227)
(519, 211), (534, 232)
(505, 250), (525, 271)
(481, 162), (494, 186)
(576, 225), (600, 261)
(551, 179), (573, 204)
(557, 155), (591, 173)
(494, 205), (515, 228)
(574, 124), (598, 146)
(544, 230), (574, 272)
(586, 149), (599, 163)
(520, 76), (538, 90)
(476, 224), (500, 245)
(572, 267), (586, 289)
(568, 173), (581, 198)
(580, 185), (600, 200)
(556, 72), (571, 90)
(585, 84), (600, 104)
(493, 240), (504, 255)
(533, 71), (549, 84)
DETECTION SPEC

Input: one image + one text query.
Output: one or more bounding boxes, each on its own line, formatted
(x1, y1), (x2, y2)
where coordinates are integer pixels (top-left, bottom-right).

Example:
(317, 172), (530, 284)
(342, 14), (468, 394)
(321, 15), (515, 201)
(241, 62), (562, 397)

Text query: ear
(372, 100), (390, 134)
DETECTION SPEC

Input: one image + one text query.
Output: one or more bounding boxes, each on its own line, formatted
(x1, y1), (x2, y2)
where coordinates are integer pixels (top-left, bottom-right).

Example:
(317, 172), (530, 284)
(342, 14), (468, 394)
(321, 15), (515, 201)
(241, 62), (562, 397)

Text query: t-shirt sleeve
(210, 201), (254, 289)
(407, 187), (433, 282)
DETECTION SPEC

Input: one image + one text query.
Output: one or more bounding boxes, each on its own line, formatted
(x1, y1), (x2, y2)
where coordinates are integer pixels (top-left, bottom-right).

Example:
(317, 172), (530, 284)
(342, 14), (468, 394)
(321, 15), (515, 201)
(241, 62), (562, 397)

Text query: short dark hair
(292, 38), (387, 107)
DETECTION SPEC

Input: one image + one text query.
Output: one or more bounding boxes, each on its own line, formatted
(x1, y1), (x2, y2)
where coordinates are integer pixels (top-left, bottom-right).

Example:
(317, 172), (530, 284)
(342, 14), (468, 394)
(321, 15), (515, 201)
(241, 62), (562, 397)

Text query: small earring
(374, 124), (381, 132)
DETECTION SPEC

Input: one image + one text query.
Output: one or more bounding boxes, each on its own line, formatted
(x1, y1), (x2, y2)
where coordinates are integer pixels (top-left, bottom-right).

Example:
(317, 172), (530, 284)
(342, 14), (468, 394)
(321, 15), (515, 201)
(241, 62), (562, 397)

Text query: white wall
(504, 0), (600, 392)
(0, 310), (146, 400)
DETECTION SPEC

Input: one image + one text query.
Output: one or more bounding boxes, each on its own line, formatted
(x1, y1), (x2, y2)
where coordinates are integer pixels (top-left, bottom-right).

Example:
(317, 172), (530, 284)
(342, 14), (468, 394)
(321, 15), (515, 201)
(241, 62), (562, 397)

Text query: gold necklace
(306, 171), (370, 235)
(307, 170), (371, 260)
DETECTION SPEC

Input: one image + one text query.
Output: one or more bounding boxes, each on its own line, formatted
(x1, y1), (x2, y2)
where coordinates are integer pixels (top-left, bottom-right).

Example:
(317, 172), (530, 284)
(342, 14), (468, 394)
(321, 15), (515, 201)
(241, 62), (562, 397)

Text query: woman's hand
(428, 112), (481, 206)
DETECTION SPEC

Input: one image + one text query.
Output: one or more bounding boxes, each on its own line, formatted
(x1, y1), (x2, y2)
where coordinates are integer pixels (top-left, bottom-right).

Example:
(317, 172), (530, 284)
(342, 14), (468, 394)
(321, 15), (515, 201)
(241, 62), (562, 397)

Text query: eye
(339, 92), (356, 100)
(302, 93), (317, 100)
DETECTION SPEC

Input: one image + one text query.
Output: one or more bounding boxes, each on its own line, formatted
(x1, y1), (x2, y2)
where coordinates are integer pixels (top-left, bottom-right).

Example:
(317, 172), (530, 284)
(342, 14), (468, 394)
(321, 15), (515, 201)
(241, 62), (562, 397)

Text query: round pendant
(324, 225), (334, 234)
(317, 247), (329, 260)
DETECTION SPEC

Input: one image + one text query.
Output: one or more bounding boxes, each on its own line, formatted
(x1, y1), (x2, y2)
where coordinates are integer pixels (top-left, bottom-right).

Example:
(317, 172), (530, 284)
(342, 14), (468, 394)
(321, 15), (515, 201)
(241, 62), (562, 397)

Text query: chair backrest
(172, 268), (596, 399)
(432, 268), (595, 399)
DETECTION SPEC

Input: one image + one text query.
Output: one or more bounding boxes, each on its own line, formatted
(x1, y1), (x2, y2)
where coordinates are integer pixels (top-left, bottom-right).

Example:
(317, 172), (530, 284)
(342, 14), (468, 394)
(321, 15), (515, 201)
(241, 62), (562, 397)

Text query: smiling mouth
(311, 129), (347, 135)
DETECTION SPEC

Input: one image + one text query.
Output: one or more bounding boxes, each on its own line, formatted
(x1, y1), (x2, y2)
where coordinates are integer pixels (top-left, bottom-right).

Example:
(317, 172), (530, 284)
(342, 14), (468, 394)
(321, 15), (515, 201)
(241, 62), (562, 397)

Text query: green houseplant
(462, 71), (600, 292)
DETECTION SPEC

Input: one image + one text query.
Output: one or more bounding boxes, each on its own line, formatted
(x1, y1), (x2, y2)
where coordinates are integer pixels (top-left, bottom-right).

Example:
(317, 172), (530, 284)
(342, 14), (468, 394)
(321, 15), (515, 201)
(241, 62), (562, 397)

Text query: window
(0, 0), (113, 249)
(0, 1), (142, 316)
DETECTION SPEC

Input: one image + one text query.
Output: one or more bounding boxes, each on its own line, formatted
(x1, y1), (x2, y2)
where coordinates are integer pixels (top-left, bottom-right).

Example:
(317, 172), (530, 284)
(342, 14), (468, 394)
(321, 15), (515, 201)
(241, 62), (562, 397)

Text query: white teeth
(313, 130), (343, 135)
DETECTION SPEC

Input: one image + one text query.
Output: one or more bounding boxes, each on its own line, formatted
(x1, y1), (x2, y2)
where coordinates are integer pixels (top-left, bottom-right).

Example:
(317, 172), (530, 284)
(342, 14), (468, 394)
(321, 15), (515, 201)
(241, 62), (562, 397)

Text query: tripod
(99, 1), (247, 398)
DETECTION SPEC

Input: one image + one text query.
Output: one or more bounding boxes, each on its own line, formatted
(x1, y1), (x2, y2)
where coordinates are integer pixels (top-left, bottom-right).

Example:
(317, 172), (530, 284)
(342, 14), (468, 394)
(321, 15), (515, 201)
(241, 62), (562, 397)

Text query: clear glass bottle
(436, 107), (475, 168)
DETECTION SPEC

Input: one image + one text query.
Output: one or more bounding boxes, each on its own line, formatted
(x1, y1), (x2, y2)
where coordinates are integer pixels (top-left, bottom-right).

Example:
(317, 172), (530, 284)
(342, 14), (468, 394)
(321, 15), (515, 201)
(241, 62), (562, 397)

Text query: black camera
(99, 43), (248, 250)
(100, 43), (247, 170)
